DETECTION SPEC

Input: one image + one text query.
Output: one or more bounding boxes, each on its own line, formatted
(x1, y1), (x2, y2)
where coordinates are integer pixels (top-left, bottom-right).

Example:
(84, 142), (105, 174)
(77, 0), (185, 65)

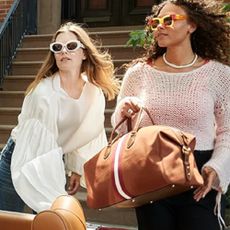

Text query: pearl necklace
(163, 53), (198, 69)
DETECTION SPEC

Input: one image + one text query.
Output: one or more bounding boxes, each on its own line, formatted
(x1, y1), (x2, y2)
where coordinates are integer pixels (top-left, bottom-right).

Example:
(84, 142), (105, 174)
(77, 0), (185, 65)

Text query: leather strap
(109, 107), (154, 145)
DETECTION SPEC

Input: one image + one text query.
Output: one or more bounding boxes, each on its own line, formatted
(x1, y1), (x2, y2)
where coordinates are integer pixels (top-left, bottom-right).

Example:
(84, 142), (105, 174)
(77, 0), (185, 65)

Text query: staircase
(0, 26), (144, 229)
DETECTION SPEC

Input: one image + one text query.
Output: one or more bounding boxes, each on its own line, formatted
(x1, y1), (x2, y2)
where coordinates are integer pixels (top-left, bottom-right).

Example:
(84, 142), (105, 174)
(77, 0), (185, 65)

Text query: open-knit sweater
(112, 60), (230, 193)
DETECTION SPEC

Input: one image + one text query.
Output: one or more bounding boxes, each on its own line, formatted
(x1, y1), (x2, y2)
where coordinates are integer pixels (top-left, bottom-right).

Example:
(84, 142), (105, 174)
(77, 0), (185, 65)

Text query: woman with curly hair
(111, 0), (230, 229)
(0, 22), (119, 213)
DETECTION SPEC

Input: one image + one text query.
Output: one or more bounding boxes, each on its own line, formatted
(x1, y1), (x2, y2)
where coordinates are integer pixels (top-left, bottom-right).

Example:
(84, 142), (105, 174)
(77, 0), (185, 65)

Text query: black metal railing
(0, 0), (37, 87)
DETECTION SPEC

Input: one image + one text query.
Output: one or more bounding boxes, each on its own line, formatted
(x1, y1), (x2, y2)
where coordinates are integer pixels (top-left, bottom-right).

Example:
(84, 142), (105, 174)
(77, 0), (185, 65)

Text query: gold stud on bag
(84, 107), (204, 209)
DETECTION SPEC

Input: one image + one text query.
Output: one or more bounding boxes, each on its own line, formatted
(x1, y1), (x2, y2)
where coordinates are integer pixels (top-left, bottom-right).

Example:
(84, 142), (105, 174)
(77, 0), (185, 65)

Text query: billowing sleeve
(204, 66), (230, 193)
(11, 83), (67, 213)
(65, 129), (107, 187)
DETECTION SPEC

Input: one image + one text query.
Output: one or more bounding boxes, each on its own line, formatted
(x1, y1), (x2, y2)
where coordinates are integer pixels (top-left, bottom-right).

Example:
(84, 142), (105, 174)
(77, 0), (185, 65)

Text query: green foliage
(126, 30), (147, 48)
(222, 3), (230, 23)
(126, 29), (154, 49)
(222, 3), (230, 12)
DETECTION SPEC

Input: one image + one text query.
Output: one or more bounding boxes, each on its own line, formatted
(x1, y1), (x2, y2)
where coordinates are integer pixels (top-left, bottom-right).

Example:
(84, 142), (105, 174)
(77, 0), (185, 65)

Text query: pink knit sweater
(112, 60), (230, 193)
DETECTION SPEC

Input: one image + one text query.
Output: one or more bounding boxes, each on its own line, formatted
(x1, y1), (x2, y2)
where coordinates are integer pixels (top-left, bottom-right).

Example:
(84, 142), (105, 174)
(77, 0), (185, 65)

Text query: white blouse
(10, 73), (107, 212)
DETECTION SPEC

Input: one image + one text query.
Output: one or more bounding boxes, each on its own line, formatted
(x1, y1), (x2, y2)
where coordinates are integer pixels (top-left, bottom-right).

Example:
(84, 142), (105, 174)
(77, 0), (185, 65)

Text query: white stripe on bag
(114, 134), (131, 200)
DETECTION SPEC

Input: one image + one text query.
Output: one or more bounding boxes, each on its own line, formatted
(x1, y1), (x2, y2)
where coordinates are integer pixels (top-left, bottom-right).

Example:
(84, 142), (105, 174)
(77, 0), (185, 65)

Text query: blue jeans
(0, 137), (26, 212)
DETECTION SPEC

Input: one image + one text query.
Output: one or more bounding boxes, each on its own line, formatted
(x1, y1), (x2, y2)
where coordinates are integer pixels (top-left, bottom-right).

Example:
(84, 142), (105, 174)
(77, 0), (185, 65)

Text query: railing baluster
(0, 0), (37, 86)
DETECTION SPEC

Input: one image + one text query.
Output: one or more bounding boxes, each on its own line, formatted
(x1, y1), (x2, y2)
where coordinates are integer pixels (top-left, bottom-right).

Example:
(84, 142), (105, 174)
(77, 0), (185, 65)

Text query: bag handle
(109, 107), (152, 143)
(126, 107), (154, 149)
(104, 107), (152, 159)
(126, 107), (154, 130)
(133, 107), (154, 131)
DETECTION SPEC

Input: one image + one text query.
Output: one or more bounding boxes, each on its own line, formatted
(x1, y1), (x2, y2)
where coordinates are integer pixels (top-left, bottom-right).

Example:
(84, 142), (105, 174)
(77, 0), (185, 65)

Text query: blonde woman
(0, 22), (119, 213)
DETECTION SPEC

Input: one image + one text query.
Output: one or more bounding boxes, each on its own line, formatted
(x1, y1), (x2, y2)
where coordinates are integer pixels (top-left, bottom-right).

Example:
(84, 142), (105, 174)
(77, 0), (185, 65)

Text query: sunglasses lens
(51, 43), (63, 52)
(52, 43), (62, 52)
(151, 19), (160, 29)
(163, 16), (173, 26)
(66, 42), (79, 51)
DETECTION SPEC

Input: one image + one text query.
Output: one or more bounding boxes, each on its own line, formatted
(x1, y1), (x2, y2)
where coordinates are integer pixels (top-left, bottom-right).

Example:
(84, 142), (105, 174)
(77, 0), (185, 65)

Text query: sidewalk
(87, 222), (137, 230)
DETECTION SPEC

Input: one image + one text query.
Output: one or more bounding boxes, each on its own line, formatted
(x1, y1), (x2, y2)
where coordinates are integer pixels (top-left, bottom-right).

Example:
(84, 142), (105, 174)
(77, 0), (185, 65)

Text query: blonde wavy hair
(26, 22), (120, 100)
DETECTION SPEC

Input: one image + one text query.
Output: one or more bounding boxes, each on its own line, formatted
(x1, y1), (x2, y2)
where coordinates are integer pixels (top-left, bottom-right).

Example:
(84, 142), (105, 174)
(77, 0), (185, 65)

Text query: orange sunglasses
(146, 14), (187, 30)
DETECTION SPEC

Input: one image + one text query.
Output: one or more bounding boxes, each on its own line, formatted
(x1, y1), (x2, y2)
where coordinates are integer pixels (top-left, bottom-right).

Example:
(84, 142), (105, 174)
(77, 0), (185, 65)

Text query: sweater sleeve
(203, 66), (230, 193)
(11, 83), (67, 213)
(111, 64), (144, 134)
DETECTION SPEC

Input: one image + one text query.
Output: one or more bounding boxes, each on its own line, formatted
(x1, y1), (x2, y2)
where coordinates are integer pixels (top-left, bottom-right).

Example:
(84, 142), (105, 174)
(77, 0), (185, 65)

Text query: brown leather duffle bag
(84, 108), (203, 209)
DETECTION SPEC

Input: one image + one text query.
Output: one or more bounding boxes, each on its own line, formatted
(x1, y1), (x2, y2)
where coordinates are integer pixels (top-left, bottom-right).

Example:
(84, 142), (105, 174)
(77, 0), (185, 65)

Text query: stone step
(15, 48), (48, 62)
(87, 25), (143, 32)
(106, 98), (117, 109)
(0, 106), (114, 127)
(2, 74), (123, 91)
(15, 46), (143, 62)
(10, 59), (130, 75)
(0, 90), (115, 109)
(0, 125), (14, 143)
(0, 91), (24, 107)
(0, 107), (21, 125)
(20, 27), (143, 48)
(0, 143), (4, 150)
(2, 75), (35, 91)
(104, 108), (114, 127)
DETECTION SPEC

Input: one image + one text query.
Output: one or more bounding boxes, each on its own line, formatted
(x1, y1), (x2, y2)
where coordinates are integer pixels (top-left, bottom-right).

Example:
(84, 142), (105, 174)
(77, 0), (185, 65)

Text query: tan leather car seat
(32, 195), (86, 230)
(0, 211), (34, 230)
(0, 195), (86, 230)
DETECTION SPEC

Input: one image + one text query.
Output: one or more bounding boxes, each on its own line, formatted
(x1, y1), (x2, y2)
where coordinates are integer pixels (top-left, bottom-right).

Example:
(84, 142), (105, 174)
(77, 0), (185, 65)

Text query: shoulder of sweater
(208, 61), (230, 83)
(205, 61), (230, 97)
(210, 60), (230, 74)
(125, 62), (149, 77)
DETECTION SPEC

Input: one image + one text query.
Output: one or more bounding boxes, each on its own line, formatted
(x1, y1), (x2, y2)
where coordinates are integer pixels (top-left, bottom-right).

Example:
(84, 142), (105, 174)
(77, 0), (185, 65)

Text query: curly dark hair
(145, 0), (230, 65)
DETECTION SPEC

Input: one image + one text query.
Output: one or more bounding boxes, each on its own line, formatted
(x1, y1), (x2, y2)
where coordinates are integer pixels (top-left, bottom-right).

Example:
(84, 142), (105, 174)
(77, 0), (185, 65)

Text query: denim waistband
(0, 137), (15, 162)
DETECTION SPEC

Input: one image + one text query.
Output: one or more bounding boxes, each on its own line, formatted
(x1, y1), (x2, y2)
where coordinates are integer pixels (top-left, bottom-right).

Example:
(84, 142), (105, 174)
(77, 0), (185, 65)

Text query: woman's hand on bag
(120, 98), (142, 118)
(193, 166), (218, 201)
(67, 172), (81, 195)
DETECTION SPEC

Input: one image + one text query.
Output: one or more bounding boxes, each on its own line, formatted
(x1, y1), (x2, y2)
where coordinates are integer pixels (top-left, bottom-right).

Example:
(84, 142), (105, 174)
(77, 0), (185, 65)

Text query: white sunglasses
(50, 40), (85, 53)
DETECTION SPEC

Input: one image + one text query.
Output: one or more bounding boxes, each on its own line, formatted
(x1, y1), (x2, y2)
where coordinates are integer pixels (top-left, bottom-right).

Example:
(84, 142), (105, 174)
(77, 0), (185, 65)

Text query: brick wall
(0, 0), (14, 23)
